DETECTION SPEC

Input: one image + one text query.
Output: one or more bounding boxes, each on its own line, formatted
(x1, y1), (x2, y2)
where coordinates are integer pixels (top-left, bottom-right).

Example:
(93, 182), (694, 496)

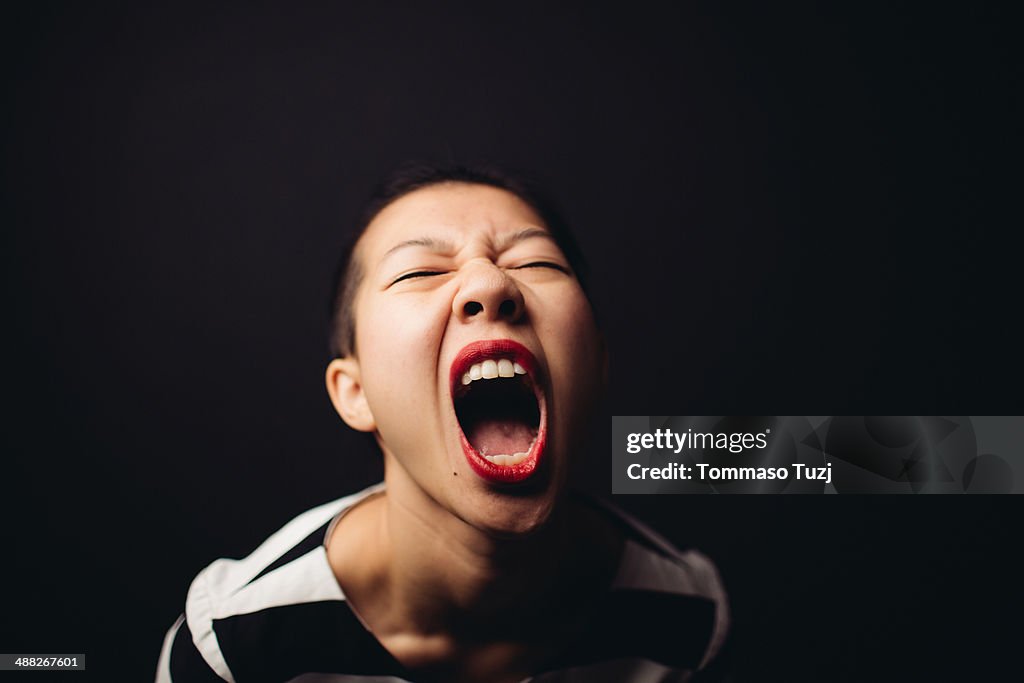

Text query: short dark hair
(328, 162), (592, 358)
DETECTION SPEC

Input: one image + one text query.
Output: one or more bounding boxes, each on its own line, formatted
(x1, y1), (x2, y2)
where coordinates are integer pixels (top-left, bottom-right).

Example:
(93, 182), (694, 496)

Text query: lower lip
(458, 405), (547, 484)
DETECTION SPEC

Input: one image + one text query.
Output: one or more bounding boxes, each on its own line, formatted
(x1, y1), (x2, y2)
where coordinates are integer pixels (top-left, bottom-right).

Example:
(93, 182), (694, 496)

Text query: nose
(453, 260), (526, 324)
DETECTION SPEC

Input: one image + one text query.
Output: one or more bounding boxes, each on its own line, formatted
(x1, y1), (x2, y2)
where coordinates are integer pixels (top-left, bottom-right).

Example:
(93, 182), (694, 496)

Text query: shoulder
(603, 500), (729, 613)
(566, 495), (731, 677)
(156, 484), (385, 682)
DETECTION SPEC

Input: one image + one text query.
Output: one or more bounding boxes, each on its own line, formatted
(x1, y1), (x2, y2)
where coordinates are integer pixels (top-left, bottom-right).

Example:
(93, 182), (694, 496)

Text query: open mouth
(450, 339), (547, 484)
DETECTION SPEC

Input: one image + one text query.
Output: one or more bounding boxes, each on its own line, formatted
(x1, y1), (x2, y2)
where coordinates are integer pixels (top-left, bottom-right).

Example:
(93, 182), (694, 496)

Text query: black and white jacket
(156, 484), (729, 682)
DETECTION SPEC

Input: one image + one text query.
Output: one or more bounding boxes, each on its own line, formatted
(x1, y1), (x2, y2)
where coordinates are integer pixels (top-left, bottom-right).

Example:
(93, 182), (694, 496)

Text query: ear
(325, 357), (376, 432)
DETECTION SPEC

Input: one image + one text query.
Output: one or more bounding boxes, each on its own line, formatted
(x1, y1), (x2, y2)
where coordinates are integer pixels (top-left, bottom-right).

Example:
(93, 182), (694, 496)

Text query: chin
(456, 485), (560, 539)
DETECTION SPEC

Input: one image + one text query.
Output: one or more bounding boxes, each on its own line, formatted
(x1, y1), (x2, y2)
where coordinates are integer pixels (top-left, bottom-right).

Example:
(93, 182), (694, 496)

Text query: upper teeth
(461, 359), (526, 385)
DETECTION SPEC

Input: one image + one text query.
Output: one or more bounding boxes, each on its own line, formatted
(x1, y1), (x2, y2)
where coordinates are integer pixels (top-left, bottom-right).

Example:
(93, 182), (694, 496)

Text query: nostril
(463, 301), (483, 316)
(498, 299), (517, 317)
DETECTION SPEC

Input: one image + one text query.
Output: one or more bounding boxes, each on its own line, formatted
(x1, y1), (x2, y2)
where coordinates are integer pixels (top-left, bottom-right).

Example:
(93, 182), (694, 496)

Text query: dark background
(2, 2), (1020, 681)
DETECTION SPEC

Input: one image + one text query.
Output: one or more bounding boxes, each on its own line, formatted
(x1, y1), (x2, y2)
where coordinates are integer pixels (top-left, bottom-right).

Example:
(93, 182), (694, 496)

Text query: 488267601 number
(16, 657), (78, 667)
(0, 654), (85, 671)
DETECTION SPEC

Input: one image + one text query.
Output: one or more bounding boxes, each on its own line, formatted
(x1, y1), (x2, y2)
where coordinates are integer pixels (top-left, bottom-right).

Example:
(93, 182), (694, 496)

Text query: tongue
(466, 418), (537, 456)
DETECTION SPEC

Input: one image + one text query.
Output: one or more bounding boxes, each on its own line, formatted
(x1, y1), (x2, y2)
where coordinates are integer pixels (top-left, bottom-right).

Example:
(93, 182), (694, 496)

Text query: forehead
(357, 183), (549, 261)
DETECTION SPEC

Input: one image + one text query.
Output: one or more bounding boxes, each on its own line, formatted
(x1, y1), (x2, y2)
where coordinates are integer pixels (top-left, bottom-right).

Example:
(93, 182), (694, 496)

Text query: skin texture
(323, 183), (616, 682)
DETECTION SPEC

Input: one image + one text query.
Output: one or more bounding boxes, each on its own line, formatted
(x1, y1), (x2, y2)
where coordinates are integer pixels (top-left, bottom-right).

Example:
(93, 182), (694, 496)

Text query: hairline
(335, 168), (593, 360)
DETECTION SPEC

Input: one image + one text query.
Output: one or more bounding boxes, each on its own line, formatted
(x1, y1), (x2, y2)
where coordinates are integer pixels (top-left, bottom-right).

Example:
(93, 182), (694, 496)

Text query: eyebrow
(382, 236), (455, 259)
(381, 228), (555, 261)
(495, 228), (556, 251)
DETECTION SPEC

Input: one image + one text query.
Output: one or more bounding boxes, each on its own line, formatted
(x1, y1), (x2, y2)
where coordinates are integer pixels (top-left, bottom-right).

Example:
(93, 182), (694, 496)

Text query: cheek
(354, 295), (451, 432)
(359, 301), (437, 371)
(543, 293), (604, 403)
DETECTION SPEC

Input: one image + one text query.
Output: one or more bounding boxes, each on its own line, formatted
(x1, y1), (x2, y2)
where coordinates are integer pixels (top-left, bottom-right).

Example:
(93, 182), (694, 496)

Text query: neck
(327, 458), (624, 655)
(380, 469), (574, 638)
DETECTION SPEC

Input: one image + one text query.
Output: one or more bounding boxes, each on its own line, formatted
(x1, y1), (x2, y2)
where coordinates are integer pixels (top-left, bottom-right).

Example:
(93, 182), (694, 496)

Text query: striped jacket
(157, 484), (729, 682)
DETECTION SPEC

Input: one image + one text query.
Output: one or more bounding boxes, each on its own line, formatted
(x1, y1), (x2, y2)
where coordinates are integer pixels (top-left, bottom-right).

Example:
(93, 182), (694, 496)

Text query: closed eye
(390, 270), (445, 286)
(512, 262), (569, 273)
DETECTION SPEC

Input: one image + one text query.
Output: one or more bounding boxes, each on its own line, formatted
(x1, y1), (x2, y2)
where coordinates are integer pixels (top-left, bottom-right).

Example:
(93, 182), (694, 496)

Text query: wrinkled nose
(453, 261), (525, 324)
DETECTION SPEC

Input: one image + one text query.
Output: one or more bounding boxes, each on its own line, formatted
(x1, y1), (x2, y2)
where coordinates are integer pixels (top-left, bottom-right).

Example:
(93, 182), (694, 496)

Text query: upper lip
(449, 339), (540, 392)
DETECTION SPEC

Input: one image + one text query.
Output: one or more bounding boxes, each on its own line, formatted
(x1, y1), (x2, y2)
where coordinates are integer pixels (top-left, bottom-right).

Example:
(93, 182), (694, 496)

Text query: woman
(157, 163), (729, 682)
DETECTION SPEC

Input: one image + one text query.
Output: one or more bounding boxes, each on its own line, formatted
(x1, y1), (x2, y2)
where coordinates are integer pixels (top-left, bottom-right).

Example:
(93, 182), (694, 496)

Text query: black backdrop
(2, 2), (1019, 681)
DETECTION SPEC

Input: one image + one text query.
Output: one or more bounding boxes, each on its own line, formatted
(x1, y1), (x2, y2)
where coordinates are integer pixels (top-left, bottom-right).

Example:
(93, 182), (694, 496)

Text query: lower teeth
(484, 451), (530, 466)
